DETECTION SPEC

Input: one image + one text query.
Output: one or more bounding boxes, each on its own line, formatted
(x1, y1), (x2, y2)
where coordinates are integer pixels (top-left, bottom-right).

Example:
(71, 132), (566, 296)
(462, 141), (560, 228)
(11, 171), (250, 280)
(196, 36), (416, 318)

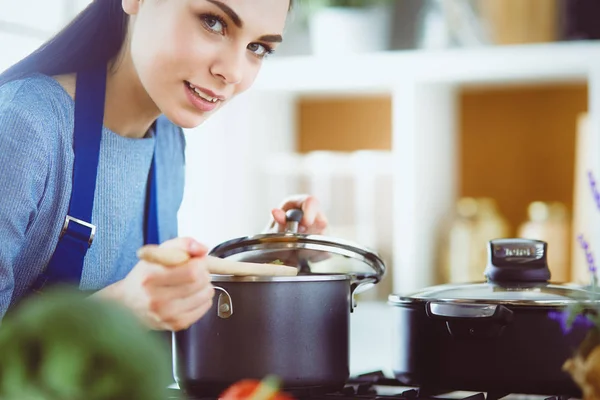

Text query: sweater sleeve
(0, 100), (49, 319)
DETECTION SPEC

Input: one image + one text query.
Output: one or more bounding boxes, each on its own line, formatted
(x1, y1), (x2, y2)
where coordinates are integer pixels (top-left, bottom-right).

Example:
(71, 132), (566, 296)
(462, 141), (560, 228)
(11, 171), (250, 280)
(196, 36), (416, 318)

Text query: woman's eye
(201, 14), (225, 34)
(248, 43), (273, 58)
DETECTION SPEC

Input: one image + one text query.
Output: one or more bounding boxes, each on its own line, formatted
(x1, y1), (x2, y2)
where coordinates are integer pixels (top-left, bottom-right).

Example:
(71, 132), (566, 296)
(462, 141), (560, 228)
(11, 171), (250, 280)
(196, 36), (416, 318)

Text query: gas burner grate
(168, 371), (577, 400)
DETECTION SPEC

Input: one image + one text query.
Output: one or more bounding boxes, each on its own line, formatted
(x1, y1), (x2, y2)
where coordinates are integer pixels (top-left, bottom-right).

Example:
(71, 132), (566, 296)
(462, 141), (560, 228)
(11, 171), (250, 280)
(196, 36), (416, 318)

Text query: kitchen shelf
(291, 83), (587, 286)
(254, 41), (599, 94)
(180, 41), (600, 295)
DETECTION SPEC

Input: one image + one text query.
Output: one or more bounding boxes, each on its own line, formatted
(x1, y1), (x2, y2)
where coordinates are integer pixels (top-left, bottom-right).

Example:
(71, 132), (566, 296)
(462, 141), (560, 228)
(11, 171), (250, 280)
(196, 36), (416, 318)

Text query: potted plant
(304, 0), (394, 55)
(549, 171), (600, 400)
(0, 288), (177, 400)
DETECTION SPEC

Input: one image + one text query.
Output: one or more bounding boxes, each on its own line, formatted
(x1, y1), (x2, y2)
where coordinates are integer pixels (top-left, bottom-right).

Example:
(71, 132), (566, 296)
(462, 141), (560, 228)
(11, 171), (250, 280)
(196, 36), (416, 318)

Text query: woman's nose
(210, 48), (244, 85)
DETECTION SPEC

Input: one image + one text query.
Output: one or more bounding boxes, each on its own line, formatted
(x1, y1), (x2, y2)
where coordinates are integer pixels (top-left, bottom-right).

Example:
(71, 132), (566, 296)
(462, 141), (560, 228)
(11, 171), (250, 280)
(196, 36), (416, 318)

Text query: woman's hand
(94, 237), (214, 331)
(266, 194), (328, 234)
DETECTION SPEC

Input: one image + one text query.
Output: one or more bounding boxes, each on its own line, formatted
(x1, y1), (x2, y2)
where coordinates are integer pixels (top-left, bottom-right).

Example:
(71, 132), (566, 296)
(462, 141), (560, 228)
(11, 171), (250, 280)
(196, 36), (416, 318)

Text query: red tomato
(219, 379), (295, 400)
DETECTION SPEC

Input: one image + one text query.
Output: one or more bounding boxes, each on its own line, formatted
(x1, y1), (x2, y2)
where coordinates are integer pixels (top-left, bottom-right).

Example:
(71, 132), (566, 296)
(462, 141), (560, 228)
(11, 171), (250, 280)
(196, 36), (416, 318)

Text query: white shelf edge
(253, 41), (600, 95)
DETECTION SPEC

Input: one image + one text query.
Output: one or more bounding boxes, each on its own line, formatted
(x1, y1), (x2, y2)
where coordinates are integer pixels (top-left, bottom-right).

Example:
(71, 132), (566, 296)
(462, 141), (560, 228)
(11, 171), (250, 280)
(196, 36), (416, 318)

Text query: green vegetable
(270, 259), (285, 265)
(249, 375), (282, 400)
(0, 287), (180, 400)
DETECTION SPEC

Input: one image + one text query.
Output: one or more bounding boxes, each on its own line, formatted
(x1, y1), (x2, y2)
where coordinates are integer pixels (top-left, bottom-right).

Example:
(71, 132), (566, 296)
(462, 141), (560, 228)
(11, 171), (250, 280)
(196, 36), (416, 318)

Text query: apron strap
(30, 65), (107, 291)
(145, 152), (159, 246)
(69, 64), (106, 224)
(30, 65), (160, 293)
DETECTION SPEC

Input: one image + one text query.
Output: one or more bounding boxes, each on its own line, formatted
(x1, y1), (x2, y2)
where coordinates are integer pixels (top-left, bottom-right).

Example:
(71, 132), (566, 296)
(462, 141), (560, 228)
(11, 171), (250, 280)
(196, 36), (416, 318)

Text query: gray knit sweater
(0, 73), (186, 318)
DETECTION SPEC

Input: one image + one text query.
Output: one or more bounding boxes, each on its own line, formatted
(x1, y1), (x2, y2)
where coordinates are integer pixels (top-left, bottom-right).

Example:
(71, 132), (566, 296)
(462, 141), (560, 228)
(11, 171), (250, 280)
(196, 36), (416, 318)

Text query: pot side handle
(215, 287), (233, 319)
(426, 302), (514, 338)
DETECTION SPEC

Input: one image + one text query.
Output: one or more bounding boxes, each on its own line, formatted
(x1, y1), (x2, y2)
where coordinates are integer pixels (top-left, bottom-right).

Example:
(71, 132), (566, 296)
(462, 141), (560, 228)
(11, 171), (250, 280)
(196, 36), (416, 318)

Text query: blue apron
(30, 64), (159, 293)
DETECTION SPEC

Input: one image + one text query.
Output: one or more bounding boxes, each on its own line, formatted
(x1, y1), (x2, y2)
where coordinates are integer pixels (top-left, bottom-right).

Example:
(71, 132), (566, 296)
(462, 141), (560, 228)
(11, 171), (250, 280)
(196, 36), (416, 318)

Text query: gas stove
(167, 371), (575, 400)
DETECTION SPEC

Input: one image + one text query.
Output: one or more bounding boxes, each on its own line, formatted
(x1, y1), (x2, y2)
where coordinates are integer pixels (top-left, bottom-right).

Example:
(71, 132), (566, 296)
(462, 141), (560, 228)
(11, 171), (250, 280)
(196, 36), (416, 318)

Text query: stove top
(167, 371), (576, 400)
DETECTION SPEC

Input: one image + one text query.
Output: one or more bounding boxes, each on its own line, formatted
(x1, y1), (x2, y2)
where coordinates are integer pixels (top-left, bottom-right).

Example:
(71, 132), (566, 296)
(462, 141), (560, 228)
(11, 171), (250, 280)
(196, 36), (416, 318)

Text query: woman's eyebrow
(206, 0), (243, 28)
(259, 34), (283, 43)
(205, 0), (283, 41)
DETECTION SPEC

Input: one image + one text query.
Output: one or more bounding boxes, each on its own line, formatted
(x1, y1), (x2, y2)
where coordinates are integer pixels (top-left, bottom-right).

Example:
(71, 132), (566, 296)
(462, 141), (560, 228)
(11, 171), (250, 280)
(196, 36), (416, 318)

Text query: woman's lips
(184, 81), (220, 112)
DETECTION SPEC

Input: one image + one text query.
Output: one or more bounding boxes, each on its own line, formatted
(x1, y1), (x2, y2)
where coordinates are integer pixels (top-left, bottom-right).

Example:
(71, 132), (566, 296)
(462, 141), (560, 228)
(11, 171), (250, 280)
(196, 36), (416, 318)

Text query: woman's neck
(104, 48), (161, 139)
(53, 50), (160, 139)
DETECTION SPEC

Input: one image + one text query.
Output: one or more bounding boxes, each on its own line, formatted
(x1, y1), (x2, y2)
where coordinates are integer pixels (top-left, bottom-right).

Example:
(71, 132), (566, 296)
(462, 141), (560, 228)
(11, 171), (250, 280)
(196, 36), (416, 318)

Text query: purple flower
(588, 170), (600, 211)
(553, 171), (600, 341)
(578, 234), (597, 276)
(548, 310), (595, 334)
(589, 256), (597, 274)
(551, 173), (600, 337)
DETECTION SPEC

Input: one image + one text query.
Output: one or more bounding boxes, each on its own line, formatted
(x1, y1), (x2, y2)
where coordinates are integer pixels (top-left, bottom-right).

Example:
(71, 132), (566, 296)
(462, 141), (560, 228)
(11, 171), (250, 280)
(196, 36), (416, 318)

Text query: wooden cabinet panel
(297, 96), (392, 153)
(459, 83), (588, 232)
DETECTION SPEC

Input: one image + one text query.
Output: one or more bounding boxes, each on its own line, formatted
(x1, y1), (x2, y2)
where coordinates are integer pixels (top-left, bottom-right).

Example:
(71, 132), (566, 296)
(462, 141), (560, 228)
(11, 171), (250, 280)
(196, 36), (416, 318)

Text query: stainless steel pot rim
(210, 274), (351, 282)
(209, 233), (385, 283)
(387, 293), (600, 307)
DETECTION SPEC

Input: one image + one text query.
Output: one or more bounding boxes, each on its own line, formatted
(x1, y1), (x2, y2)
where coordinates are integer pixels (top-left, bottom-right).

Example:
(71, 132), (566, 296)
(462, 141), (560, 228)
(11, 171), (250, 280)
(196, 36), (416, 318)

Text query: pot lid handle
(484, 238), (550, 285)
(285, 209), (303, 234)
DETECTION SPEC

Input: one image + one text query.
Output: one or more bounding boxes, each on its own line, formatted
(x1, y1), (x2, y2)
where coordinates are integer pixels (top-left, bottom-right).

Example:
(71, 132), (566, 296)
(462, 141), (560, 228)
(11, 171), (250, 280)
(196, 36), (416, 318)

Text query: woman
(0, 0), (328, 331)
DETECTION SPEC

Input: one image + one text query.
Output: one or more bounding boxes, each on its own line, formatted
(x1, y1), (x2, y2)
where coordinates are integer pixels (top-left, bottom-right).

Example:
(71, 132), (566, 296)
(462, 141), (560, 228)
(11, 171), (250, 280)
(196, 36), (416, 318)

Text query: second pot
(389, 238), (598, 397)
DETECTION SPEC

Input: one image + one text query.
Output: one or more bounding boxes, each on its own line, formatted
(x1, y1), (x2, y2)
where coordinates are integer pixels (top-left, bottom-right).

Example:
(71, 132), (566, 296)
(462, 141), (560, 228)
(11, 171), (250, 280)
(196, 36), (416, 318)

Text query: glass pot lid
(208, 209), (386, 288)
(389, 282), (600, 307)
(389, 238), (600, 307)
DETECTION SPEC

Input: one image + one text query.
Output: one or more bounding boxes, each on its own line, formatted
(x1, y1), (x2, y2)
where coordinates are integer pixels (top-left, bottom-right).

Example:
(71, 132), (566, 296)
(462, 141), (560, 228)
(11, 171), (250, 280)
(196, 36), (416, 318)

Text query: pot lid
(209, 209), (386, 288)
(389, 282), (600, 307)
(389, 238), (600, 307)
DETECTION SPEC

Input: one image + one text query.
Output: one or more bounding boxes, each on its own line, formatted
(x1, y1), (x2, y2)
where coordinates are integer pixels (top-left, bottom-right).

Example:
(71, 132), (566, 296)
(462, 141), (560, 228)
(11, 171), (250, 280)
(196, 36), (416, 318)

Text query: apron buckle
(60, 215), (96, 248)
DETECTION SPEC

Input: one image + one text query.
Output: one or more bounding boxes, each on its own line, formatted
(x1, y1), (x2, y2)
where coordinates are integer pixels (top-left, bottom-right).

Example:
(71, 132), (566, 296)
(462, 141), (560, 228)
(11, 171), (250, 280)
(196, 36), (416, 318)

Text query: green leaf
(0, 288), (174, 400)
(250, 375), (282, 400)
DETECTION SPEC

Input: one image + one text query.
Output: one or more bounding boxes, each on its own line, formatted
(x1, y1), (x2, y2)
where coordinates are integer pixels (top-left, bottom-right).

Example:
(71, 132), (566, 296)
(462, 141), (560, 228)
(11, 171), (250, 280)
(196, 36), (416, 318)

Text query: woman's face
(123, 0), (289, 129)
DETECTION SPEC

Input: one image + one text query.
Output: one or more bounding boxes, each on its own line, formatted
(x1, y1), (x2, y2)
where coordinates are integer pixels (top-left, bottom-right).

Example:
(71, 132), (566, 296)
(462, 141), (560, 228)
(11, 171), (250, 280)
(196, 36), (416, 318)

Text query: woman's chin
(162, 108), (212, 130)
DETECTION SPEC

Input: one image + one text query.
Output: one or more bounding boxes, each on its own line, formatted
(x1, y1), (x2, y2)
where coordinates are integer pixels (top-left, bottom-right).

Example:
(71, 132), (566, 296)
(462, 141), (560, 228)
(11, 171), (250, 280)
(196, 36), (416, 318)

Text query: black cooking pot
(173, 210), (386, 397)
(389, 238), (597, 397)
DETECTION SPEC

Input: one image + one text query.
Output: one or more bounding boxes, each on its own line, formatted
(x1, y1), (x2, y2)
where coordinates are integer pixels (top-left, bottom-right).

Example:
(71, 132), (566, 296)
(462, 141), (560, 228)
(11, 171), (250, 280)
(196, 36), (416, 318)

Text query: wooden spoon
(137, 245), (298, 277)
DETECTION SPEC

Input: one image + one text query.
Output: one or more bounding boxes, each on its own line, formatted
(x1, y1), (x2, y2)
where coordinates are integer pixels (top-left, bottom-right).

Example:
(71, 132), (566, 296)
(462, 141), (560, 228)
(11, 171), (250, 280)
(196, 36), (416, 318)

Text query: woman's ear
(122, 0), (142, 16)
